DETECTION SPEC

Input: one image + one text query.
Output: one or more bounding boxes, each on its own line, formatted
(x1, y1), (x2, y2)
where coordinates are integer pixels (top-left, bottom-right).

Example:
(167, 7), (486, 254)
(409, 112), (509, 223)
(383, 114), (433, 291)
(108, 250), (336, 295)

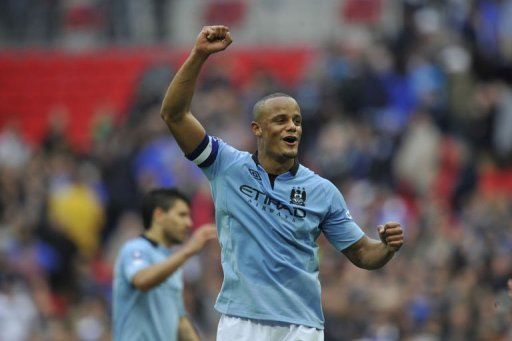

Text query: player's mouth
(282, 136), (298, 146)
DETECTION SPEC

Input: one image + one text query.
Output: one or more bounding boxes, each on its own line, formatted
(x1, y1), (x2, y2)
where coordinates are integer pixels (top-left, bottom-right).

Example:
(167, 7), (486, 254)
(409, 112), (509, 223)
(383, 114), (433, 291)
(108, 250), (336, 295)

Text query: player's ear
(153, 207), (164, 223)
(251, 121), (262, 137)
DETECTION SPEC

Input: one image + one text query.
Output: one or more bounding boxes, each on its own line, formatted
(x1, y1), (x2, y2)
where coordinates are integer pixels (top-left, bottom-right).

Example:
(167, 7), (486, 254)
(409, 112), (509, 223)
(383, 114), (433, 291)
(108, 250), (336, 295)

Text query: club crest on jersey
(290, 187), (306, 206)
(249, 169), (262, 181)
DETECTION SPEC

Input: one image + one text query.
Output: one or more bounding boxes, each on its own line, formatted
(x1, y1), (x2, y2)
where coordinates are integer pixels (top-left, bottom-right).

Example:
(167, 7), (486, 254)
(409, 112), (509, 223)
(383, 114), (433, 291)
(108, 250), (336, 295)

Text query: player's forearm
(346, 237), (395, 270)
(132, 247), (195, 292)
(178, 317), (200, 341)
(161, 50), (208, 123)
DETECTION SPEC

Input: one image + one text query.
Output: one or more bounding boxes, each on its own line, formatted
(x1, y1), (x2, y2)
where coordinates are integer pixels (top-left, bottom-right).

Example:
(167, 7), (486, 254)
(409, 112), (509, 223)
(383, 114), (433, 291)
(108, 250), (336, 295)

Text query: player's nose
(285, 119), (297, 131)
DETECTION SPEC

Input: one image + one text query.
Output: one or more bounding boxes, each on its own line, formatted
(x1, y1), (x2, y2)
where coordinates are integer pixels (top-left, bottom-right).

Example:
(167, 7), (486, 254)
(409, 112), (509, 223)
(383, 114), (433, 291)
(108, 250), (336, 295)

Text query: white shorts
(216, 315), (324, 341)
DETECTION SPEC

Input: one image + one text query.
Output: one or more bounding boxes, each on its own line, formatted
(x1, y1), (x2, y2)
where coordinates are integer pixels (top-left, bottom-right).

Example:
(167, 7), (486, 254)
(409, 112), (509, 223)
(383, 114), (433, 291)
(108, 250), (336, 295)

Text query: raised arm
(342, 222), (404, 270)
(160, 25), (233, 154)
(132, 225), (216, 292)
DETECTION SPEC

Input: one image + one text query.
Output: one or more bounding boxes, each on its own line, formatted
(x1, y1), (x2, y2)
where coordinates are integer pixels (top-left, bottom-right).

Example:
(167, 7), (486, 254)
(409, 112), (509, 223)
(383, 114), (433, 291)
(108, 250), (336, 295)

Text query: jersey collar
(140, 234), (158, 248)
(251, 151), (299, 176)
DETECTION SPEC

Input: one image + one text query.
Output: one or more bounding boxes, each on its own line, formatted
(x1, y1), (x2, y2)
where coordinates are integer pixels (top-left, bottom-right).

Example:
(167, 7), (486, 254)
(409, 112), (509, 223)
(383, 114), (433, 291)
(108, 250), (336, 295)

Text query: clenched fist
(193, 25), (233, 57)
(378, 222), (404, 252)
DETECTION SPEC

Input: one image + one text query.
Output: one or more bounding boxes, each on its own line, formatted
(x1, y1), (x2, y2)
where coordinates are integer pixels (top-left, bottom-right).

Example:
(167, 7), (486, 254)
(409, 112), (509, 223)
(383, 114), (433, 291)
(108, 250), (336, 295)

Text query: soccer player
(112, 188), (216, 341)
(160, 26), (405, 340)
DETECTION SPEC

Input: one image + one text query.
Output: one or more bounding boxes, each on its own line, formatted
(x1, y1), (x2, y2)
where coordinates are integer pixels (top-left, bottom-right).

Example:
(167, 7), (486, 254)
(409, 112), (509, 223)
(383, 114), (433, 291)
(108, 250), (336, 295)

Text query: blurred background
(1, 0), (512, 340)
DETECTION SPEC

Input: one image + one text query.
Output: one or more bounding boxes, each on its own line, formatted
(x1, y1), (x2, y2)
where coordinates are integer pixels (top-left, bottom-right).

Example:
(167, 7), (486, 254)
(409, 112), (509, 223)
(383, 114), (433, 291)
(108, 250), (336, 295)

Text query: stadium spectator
(48, 160), (105, 258)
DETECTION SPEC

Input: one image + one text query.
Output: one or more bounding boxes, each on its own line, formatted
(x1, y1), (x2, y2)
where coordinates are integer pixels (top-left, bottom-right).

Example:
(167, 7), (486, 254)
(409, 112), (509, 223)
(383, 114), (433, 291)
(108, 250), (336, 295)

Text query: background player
(112, 188), (216, 341)
(160, 26), (404, 340)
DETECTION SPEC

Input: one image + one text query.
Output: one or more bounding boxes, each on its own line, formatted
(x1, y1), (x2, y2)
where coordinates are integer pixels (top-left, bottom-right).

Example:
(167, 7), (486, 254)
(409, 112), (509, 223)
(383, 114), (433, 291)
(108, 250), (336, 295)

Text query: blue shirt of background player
(187, 135), (365, 330)
(112, 236), (185, 341)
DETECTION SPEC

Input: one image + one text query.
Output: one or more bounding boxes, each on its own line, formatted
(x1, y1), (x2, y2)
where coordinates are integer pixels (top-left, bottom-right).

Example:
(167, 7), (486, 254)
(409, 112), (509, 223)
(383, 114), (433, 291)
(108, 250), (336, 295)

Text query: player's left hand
(378, 222), (404, 252)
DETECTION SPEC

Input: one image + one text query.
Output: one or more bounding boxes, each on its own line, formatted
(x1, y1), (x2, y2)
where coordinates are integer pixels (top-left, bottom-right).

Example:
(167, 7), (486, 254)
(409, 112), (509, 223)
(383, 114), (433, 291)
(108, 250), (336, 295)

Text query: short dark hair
(141, 188), (190, 230)
(252, 92), (295, 121)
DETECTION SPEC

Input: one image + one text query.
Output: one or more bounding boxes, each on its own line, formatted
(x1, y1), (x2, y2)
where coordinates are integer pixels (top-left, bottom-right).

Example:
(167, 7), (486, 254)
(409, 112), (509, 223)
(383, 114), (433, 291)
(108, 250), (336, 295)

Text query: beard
(282, 148), (298, 159)
(274, 146), (298, 162)
(164, 230), (184, 245)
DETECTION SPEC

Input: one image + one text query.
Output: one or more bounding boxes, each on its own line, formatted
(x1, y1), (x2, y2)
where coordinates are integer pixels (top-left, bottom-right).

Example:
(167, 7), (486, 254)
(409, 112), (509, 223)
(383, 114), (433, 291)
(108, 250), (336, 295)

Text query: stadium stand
(0, 1), (511, 340)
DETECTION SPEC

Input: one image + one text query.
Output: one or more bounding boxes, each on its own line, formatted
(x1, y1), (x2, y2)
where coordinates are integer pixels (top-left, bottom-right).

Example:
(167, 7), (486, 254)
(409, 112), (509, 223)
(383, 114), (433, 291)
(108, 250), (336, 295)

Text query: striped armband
(186, 134), (219, 167)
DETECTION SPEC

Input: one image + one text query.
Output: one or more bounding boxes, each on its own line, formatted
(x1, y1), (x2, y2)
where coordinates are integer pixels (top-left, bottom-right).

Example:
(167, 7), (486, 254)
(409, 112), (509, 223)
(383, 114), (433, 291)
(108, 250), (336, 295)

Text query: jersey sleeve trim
(186, 134), (219, 168)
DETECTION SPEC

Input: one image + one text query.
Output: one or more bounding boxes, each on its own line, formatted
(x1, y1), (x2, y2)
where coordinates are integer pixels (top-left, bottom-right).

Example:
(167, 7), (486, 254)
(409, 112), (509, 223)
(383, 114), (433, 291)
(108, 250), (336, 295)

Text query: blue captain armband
(186, 134), (219, 167)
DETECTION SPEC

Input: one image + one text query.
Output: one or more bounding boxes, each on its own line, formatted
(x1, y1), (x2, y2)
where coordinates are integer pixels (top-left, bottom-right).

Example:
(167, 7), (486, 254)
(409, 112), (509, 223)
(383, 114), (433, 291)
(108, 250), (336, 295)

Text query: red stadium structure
(0, 48), (313, 151)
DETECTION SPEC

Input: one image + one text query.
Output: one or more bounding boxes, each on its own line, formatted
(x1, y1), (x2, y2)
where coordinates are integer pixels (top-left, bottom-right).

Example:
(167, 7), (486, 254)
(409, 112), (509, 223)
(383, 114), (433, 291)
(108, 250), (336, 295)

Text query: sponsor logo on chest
(239, 184), (307, 221)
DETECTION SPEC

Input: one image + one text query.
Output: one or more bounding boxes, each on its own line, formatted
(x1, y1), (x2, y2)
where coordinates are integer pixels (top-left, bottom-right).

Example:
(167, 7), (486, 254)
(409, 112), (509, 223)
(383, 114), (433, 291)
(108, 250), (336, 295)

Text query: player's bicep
(164, 111), (206, 155)
(321, 183), (365, 251)
(322, 218), (365, 252)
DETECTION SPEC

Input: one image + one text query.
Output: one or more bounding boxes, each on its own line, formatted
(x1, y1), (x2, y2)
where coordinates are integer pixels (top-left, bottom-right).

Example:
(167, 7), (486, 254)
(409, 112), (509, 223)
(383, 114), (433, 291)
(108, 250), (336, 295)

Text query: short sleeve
(122, 246), (152, 282)
(185, 134), (245, 180)
(320, 182), (365, 251)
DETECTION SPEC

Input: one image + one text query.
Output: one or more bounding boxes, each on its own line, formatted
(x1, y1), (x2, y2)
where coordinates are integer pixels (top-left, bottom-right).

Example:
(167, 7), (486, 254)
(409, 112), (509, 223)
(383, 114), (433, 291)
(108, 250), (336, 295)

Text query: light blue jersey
(187, 135), (365, 329)
(112, 236), (186, 341)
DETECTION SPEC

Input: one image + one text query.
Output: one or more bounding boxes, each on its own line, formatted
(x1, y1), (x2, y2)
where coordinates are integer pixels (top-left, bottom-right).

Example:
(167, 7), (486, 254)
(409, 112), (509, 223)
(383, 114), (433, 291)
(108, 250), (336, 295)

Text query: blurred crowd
(0, 0), (174, 47)
(2, 0), (512, 340)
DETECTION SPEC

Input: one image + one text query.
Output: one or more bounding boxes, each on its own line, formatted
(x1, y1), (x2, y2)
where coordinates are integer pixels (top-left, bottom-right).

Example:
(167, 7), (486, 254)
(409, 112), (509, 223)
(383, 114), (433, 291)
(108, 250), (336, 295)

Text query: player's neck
(144, 228), (167, 247)
(257, 151), (295, 175)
